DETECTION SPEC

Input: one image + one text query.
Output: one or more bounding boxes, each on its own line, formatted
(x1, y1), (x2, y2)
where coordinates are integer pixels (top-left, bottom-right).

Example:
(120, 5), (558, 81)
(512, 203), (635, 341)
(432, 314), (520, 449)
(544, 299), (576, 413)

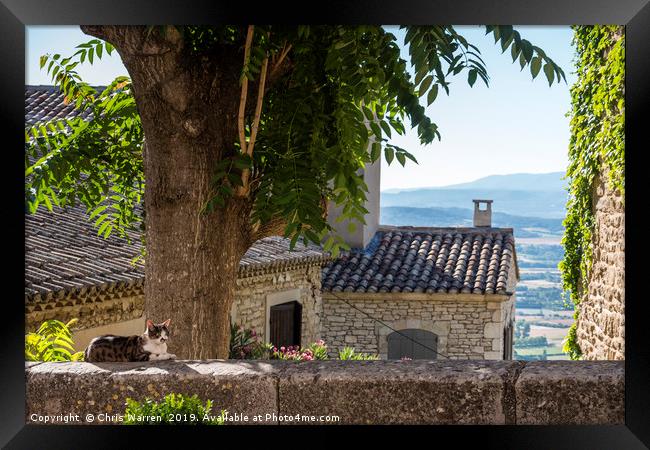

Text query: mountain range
(381, 172), (568, 220)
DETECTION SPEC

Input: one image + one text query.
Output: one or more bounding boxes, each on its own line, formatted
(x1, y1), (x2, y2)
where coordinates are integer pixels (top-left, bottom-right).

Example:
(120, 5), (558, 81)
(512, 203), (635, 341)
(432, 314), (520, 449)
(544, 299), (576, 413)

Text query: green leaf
(370, 142), (381, 161)
(468, 70), (477, 87)
(530, 57), (542, 78)
(384, 147), (394, 165)
(426, 84), (439, 105)
(396, 152), (406, 166)
(418, 75), (433, 97)
(543, 62), (554, 86)
(379, 120), (391, 138)
(369, 122), (382, 139)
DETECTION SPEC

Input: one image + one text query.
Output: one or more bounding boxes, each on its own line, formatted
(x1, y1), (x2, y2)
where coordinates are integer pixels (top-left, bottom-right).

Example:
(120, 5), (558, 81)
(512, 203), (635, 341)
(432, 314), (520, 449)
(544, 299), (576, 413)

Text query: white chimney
(473, 199), (493, 227)
(327, 159), (380, 249)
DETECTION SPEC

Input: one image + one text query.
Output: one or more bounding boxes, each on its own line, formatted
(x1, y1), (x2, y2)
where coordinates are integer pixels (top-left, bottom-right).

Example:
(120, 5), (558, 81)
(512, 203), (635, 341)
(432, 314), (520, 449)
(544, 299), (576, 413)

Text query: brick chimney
(473, 199), (493, 227)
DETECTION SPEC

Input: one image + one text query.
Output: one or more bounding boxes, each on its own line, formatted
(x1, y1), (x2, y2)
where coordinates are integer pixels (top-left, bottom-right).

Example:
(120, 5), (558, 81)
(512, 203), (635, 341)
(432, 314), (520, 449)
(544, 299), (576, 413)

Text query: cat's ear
(162, 319), (171, 328)
(146, 319), (154, 331)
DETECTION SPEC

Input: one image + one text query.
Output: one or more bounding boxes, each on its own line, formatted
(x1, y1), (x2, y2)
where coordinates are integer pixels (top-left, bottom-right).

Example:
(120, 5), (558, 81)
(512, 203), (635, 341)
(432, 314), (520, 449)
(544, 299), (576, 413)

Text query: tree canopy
(26, 25), (566, 257)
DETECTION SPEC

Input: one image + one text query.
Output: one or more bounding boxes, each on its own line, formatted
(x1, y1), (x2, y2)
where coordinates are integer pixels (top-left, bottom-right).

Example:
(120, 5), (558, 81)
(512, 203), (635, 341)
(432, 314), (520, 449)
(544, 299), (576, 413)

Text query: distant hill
(380, 206), (564, 238)
(384, 172), (567, 193)
(381, 172), (568, 219)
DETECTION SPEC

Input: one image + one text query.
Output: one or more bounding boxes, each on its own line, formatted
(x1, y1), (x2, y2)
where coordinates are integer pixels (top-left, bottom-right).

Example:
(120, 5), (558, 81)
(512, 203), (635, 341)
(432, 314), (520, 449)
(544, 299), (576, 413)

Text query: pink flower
(280, 346), (286, 352)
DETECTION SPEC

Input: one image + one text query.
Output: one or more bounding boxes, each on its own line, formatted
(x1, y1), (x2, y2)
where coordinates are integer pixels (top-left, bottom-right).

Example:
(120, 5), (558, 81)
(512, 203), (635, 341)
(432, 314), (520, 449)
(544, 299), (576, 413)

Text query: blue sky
(26, 25), (577, 191)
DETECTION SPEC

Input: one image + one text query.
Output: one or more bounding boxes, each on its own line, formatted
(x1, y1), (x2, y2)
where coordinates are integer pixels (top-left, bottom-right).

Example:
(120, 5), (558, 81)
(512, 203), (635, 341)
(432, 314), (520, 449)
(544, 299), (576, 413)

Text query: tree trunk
(82, 26), (253, 359)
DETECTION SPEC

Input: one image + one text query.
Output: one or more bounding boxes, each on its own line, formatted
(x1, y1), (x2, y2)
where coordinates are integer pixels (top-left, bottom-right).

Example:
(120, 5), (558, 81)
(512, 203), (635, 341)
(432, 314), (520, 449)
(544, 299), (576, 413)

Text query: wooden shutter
(269, 301), (302, 348)
(387, 329), (438, 360)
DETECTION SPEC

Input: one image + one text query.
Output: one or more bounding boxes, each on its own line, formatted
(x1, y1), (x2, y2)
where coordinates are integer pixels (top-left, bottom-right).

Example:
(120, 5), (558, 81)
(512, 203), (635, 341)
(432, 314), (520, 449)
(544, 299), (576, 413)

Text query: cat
(84, 319), (177, 362)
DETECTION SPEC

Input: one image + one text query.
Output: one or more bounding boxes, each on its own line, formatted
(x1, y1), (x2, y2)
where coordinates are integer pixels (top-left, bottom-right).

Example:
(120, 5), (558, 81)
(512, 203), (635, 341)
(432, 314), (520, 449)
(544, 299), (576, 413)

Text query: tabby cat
(84, 319), (177, 362)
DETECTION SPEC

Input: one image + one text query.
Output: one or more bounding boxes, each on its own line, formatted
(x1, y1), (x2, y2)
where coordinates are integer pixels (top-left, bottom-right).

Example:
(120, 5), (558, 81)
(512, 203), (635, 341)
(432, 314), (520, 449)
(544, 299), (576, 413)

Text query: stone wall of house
(232, 265), (323, 346)
(576, 169), (625, 360)
(321, 294), (514, 360)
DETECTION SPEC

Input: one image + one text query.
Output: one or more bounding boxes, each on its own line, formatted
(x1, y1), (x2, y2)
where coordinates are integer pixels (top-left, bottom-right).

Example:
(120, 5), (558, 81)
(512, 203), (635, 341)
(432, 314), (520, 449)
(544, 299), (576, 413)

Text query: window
(387, 329), (438, 360)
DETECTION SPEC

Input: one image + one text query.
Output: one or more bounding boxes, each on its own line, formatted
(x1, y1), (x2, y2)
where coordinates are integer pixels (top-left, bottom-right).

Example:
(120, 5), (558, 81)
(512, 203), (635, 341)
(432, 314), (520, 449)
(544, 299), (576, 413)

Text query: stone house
(25, 85), (519, 360)
(25, 201), (328, 351)
(320, 223), (518, 360)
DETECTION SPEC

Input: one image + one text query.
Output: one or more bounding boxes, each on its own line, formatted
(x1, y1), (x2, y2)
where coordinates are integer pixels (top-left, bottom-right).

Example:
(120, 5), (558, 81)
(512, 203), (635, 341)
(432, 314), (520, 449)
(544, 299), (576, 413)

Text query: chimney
(473, 199), (493, 227)
(326, 159), (380, 249)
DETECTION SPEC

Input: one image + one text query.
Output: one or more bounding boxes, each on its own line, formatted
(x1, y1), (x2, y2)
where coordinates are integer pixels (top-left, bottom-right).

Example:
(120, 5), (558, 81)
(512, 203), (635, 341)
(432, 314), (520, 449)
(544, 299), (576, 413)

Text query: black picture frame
(2, 0), (649, 447)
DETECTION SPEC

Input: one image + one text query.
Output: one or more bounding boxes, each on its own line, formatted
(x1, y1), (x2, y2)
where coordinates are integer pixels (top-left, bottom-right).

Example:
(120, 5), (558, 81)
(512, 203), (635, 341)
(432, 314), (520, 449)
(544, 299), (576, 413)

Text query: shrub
(270, 340), (378, 361)
(337, 346), (378, 360)
(229, 323), (272, 359)
(124, 393), (225, 425)
(271, 344), (315, 361)
(25, 319), (85, 362)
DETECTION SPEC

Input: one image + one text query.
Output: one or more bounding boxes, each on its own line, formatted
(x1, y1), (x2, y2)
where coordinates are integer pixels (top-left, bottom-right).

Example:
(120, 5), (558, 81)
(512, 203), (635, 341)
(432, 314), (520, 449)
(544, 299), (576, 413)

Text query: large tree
(25, 25), (565, 358)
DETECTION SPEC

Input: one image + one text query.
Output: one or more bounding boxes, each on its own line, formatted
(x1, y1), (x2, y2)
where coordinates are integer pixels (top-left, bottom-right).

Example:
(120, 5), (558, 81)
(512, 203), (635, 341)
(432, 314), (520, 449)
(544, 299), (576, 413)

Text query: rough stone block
(25, 360), (279, 425)
(278, 360), (513, 425)
(515, 361), (624, 424)
(484, 322), (501, 339)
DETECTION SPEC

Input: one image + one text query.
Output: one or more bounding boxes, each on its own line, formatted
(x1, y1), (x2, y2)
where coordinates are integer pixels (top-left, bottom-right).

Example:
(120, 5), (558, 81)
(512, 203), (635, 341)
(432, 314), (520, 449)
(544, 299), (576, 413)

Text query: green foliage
(229, 323), (272, 359)
(27, 26), (564, 257)
(514, 335), (548, 348)
(337, 346), (379, 360)
(559, 26), (625, 359)
(305, 340), (330, 360)
(562, 317), (581, 360)
(26, 39), (144, 242)
(124, 393), (225, 425)
(25, 319), (85, 362)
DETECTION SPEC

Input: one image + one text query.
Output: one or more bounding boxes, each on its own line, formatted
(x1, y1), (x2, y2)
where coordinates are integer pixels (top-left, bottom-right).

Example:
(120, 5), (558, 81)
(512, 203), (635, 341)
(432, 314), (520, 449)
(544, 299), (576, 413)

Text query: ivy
(560, 26), (625, 359)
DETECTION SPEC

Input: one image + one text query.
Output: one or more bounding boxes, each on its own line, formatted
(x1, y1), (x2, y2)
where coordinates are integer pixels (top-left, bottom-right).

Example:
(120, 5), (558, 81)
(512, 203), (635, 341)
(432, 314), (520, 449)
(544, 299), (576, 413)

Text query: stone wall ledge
(25, 360), (623, 425)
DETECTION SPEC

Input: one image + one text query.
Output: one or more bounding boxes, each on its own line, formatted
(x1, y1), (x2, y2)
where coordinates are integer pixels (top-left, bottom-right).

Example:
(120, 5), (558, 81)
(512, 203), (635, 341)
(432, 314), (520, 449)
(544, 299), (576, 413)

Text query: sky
(26, 25), (577, 191)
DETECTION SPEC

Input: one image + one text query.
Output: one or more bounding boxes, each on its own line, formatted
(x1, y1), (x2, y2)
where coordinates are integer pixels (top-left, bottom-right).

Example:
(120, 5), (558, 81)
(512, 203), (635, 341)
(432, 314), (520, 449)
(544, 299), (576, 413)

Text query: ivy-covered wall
(560, 26), (625, 359)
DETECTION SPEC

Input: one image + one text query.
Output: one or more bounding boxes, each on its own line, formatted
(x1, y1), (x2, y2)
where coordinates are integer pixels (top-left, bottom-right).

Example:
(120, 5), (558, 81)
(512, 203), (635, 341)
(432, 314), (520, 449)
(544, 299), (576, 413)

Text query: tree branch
(238, 26), (255, 156)
(250, 215), (288, 243)
(270, 43), (292, 79)
(239, 29), (270, 197)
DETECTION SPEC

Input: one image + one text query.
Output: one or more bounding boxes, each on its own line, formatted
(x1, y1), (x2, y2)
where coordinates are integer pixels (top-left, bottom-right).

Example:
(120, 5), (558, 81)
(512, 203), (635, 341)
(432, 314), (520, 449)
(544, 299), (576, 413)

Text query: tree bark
(81, 26), (253, 359)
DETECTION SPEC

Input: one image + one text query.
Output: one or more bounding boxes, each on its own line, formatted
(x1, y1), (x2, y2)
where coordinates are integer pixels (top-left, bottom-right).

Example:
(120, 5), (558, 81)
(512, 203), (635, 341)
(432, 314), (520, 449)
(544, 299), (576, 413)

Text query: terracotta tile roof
(24, 203), (328, 301)
(322, 227), (518, 295)
(24, 86), (327, 302)
(25, 85), (96, 126)
(25, 203), (144, 301)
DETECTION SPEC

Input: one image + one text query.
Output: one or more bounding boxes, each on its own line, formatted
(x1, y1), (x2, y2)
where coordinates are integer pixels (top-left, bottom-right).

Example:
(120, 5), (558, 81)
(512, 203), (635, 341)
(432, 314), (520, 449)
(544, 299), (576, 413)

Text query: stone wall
(25, 360), (623, 425)
(321, 293), (515, 360)
(576, 169), (625, 360)
(231, 265), (323, 345)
